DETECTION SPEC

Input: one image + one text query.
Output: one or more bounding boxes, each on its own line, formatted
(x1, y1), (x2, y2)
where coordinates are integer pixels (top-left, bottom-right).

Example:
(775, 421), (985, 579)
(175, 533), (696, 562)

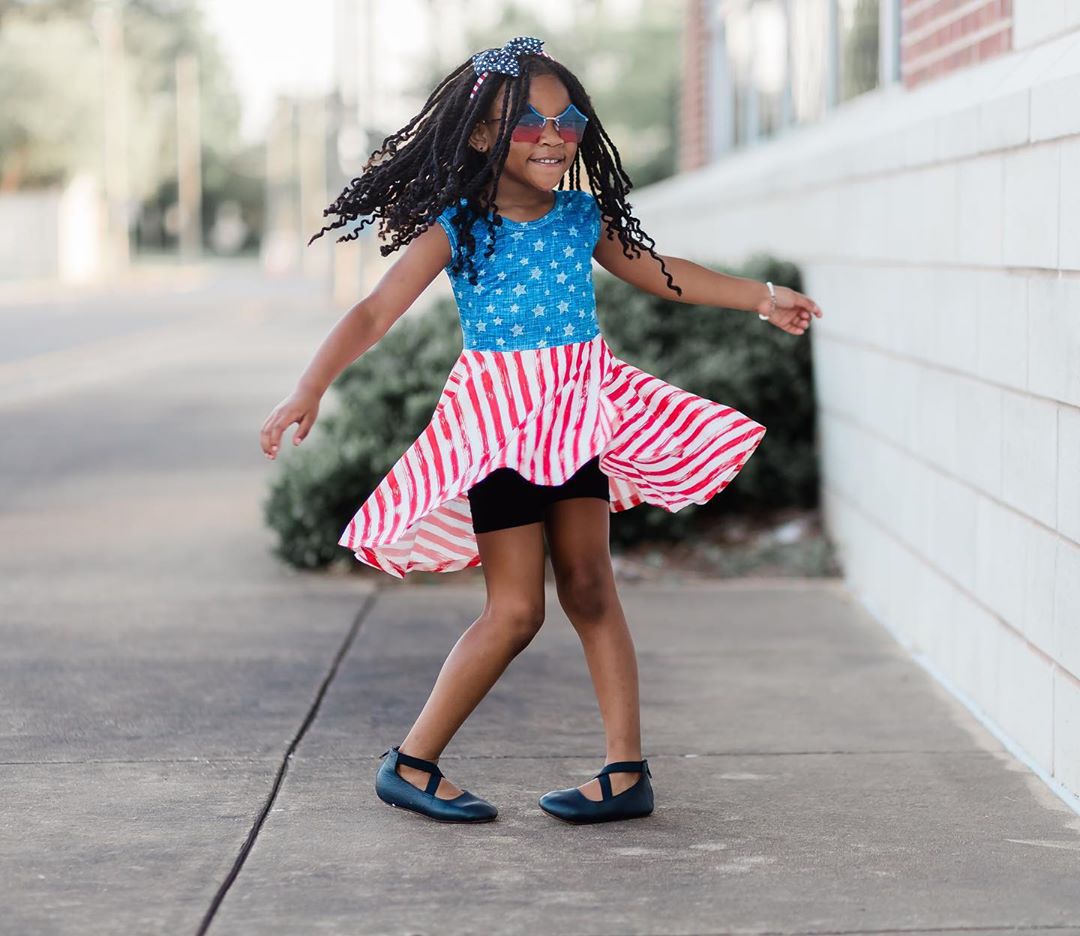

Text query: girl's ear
(468, 123), (489, 154)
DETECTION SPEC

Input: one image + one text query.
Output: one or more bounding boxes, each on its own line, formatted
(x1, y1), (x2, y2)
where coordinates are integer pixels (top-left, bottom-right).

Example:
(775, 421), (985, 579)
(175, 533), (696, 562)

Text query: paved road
(3, 266), (1080, 935)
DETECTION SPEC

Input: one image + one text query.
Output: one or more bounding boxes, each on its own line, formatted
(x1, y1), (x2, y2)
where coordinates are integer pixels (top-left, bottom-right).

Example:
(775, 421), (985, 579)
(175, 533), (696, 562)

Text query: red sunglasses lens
(510, 125), (544, 143)
(510, 125), (585, 144)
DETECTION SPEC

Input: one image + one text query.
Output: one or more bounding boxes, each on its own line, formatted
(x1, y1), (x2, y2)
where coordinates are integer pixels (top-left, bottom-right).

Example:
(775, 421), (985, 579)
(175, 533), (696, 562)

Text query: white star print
(497, 271), (507, 280)
(549, 260), (559, 269)
(545, 325), (551, 332)
(476, 321), (486, 332)
(496, 337), (505, 347)
(558, 300), (570, 313)
(579, 310), (586, 318)
(519, 257), (529, 267)
(511, 231), (524, 240)
(510, 303), (519, 313)
(512, 283), (526, 296)
(575, 262), (583, 271)
(533, 304), (545, 317)
(538, 338), (547, 347)
(486, 303), (495, 313)
(495, 288), (503, 295)
(533, 239), (544, 251)
(563, 246), (575, 258)
(568, 284), (576, 293)
(569, 226), (578, 236)
(493, 316), (503, 325)
(511, 324), (525, 336)
(563, 323), (574, 336)
(507, 254), (514, 260)
(473, 283), (485, 294)
(556, 272), (568, 284)
(530, 268), (542, 280)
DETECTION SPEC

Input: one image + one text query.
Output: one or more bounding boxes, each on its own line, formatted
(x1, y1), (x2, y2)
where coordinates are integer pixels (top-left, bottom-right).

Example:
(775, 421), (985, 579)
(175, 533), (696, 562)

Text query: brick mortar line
(812, 330), (1075, 427)
(645, 128), (1080, 212)
(818, 469), (1080, 693)
(904, 20), (1014, 74)
(902, 0), (1003, 47)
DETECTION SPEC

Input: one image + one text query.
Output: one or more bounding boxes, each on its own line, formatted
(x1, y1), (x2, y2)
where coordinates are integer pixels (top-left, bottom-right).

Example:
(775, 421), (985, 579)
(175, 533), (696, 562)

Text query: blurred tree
(0, 16), (100, 189)
(417, 1), (682, 187)
(0, 0), (261, 251)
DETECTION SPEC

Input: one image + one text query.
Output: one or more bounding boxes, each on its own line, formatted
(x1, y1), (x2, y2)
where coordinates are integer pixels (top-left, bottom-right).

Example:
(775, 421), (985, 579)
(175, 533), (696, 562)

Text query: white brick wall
(633, 13), (1080, 807)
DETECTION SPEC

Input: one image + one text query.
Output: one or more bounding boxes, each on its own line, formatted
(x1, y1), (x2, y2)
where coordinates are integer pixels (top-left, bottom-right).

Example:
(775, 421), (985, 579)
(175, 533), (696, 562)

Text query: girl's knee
(556, 565), (616, 623)
(481, 600), (545, 652)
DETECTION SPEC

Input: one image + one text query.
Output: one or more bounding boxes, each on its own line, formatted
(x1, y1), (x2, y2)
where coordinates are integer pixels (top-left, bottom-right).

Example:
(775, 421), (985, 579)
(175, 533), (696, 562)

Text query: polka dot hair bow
(470, 36), (554, 100)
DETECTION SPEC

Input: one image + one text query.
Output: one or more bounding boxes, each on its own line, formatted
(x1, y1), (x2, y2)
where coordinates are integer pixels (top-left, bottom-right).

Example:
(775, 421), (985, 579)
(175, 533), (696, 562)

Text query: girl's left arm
(593, 231), (823, 336)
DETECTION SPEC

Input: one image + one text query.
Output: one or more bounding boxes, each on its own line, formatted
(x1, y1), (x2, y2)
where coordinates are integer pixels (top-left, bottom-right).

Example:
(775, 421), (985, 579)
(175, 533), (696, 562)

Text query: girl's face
(469, 74), (580, 192)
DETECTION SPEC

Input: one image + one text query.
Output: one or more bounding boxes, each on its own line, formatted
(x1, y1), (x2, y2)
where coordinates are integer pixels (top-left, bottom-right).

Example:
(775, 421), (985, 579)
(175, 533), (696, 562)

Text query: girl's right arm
(260, 223), (452, 460)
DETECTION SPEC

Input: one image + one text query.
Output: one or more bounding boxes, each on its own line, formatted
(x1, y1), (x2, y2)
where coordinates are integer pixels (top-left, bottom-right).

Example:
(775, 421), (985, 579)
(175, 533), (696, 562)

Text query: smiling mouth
(529, 156), (565, 166)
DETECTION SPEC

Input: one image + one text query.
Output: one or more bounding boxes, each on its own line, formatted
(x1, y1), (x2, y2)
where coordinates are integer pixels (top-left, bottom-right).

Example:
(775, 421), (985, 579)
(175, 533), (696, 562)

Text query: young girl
(260, 36), (822, 826)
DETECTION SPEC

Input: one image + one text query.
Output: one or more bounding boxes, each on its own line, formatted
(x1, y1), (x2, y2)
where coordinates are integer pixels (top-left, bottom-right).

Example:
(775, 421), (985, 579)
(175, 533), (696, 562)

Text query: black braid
(308, 50), (682, 297)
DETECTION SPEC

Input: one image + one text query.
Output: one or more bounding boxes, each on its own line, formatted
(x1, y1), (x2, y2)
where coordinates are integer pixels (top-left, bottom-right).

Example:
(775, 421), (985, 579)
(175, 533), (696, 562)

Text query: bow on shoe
(469, 36), (551, 99)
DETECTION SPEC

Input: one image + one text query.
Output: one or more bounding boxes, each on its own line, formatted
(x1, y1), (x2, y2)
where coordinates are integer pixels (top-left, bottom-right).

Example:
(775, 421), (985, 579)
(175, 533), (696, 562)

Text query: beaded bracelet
(758, 281), (776, 321)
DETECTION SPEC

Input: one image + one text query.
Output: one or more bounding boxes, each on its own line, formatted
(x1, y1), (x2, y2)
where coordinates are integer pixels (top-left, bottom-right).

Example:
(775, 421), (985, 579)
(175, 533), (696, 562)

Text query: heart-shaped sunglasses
(479, 102), (589, 144)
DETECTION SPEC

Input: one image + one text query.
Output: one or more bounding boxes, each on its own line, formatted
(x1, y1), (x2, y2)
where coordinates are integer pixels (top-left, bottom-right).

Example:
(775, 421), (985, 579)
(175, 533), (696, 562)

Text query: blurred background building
(633, 0), (1078, 807)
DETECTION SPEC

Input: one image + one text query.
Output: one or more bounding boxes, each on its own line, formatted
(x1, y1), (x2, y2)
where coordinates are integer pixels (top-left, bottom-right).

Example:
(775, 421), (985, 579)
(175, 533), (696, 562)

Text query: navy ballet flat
(375, 744), (498, 823)
(538, 758), (654, 824)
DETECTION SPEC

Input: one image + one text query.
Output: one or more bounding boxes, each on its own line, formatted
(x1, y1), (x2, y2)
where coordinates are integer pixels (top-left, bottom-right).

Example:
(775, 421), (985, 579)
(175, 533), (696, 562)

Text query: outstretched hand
(260, 387), (321, 460)
(756, 285), (823, 336)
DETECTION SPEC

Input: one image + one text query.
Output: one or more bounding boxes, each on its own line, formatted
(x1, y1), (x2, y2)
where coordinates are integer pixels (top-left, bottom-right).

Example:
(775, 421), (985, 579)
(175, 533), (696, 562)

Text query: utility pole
(92, 0), (131, 274)
(175, 52), (203, 259)
(298, 97), (329, 279)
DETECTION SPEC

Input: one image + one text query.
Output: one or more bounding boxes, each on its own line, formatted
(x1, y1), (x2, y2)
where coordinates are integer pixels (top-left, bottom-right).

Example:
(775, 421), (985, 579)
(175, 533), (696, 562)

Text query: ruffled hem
(338, 335), (766, 578)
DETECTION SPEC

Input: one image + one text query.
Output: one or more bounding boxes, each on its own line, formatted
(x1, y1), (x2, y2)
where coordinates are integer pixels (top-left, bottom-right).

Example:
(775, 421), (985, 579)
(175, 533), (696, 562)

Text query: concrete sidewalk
(3, 270), (1080, 935)
(8, 576), (1080, 935)
(205, 580), (1080, 936)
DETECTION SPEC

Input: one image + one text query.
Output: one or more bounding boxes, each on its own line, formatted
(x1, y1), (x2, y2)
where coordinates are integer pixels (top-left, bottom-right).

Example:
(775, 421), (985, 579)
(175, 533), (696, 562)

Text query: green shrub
(263, 253), (817, 568)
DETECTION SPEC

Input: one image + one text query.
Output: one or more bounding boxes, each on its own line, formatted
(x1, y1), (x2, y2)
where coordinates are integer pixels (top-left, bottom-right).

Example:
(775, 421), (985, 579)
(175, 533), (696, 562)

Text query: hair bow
(469, 36), (553, 100)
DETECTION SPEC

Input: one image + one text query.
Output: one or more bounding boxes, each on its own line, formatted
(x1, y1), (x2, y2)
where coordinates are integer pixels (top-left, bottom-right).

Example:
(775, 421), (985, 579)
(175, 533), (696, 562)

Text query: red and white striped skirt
(338, 334), (766, 577)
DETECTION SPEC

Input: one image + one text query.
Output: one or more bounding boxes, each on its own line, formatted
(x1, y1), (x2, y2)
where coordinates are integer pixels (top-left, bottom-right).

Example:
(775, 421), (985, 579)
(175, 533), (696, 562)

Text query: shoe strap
(598, 759), (650, 778)
(597, 772), (613, 800)
(595, 759), (651, 800)
(388, 745), (445, 796)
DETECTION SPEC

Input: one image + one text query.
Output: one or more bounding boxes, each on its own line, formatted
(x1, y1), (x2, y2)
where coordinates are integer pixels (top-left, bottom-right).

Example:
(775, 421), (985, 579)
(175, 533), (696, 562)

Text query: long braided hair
(308, 49), (682, 297)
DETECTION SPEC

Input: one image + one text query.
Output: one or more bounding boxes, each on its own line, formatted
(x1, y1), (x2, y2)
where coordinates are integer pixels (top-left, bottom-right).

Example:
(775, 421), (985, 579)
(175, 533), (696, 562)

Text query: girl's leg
(544, 497), (643, 800)
(394, 520), (547, 798)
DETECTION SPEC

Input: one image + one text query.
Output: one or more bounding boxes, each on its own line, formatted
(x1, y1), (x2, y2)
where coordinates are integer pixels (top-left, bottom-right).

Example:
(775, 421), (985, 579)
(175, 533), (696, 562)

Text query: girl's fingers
(260, 420), (276, 457)
(294, 411), (314, 444)
(264, 412), (291, 457)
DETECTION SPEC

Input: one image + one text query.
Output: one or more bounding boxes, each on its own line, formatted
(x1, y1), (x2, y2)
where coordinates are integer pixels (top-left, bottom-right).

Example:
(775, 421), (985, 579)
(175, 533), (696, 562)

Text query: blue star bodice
(434, 188), (601, 352)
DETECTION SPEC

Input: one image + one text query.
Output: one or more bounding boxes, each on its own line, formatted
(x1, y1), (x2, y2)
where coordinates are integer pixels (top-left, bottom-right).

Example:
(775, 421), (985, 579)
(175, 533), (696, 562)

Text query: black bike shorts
(466, 456), (610, 534)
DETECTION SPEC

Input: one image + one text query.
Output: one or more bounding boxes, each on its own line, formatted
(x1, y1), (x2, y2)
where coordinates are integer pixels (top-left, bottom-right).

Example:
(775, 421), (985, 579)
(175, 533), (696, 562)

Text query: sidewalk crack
(194, 590), (379, 935)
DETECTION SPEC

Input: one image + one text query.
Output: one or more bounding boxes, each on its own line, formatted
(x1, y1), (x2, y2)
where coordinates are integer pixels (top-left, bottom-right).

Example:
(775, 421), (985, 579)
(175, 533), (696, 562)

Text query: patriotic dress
(338, 187), (767, 577)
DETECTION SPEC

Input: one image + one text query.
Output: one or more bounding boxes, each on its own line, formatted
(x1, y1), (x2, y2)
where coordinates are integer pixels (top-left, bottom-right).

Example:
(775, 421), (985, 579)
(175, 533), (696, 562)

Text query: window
(790, 0), (829, 123)
(837, 0), (880, 101)
(709, 0), (896, 156)
(722, 0), (790, 143)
